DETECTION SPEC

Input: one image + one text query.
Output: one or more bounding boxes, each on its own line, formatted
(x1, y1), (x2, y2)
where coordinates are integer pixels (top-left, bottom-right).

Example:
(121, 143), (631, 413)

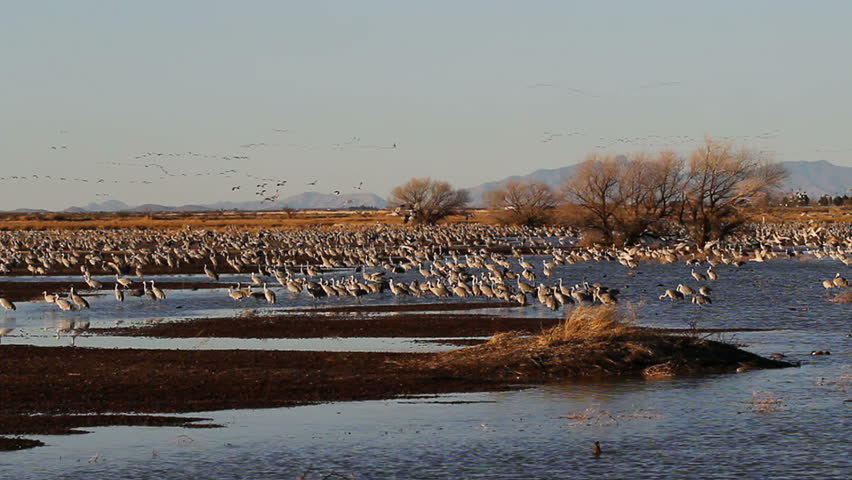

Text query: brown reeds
(537, 304), (636, 345)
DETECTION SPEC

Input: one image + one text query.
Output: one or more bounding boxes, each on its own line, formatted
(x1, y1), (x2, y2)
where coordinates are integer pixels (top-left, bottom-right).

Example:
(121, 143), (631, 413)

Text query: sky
(2, 0), (852, 210)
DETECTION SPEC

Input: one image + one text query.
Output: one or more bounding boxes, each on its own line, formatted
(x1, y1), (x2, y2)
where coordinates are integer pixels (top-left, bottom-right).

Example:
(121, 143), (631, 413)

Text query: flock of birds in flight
(8, 128), (396, 206)
(5, 77), (850, 208)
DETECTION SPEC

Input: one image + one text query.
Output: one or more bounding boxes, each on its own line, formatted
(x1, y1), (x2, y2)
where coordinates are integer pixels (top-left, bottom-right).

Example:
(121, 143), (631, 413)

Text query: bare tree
(646, 150), (686, 219)
(390, 177), (470, 224)
(484, 181), (560, 226)
(682, 138), (788, 247)
(563, 154), (625, 243)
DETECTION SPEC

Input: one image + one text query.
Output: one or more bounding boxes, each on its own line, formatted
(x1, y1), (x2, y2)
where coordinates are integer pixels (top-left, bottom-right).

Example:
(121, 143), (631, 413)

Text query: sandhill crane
(429, 282), (451, 298)
(706, 266), (718, 281)
(204, 264), (219, 281)
(511, 292), (528, 305)
(263, 283), (276, 304)
(228, 284), (247, 300)
(115, 274), (133, 288)
(676, 284), (695, 296)
(69, 287), (89, 309)
(833, 273), (849, 288)
(149, 280), (166, 300)
(659, 289), (684, 301)
(821, 279), (835, 290)
(114, 283), (124, 302)
(0, 327), (13, 344)
(594, 286), (618, 305)
(571, 285), (594, 304)
(0, 297), (15, 311)
(54, 296), (74, 311)
(345, 281), (368, 303)
(453, 282), (471, 297)
(698, 286), (713, 296)
(43, 291), (57, 303)
(692, 294), (711, 305)
(542, 294), (559, 311)
(552, 288), (572, 305)
(517, 279), (535, 295)
(84, 275), (103, 290)
(558, 279), (571, 296)
(691, 268), (706, 282)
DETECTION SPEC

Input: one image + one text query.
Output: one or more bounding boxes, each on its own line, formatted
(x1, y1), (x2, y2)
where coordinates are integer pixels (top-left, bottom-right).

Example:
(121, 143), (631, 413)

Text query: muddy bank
(0, 280), (222, 302)
(0, 345), (509, 450)
(0, 414), (218, 451)
(428, 331), (794, 380)
(93, 313), (560, 338)
(0, 437), (44, 451)
(288, 301), (520, 313)
(0, 337), (793, 450)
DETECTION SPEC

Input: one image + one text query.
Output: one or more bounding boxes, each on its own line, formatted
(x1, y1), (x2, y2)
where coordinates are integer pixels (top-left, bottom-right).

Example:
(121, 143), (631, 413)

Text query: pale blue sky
(2, 1), (851, 210)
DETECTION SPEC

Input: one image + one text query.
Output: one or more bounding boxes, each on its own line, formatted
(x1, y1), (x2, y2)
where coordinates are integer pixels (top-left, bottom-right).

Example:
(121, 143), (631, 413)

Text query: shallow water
(1, 257), (849, 478)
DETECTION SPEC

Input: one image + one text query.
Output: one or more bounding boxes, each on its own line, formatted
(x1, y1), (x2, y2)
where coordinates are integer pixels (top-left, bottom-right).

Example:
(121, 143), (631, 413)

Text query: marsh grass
(537, 304), (637, 346)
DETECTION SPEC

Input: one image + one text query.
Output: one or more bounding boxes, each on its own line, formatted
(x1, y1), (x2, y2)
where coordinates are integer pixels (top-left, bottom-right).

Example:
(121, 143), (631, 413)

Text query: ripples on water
(0, 258), (849, 479)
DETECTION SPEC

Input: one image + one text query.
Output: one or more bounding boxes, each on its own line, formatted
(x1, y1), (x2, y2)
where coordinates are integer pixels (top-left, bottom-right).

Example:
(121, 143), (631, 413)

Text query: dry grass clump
(828, 291), (852, 303)
(538, 305), (635, 345)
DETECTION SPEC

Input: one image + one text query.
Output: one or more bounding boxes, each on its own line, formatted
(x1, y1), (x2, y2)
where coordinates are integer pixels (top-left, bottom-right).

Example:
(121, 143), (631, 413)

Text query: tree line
(389, 138), (789, 247)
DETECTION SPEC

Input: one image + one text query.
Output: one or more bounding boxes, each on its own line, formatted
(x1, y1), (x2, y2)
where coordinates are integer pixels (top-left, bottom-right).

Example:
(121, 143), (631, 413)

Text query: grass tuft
(537, 305), (635, 346)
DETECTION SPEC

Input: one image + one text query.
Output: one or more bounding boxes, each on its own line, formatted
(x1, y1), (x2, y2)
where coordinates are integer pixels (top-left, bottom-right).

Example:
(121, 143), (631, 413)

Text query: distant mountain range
(779, 160), (852, 197)
(4, 160), (849, 213)
(11, 192), (387, 213)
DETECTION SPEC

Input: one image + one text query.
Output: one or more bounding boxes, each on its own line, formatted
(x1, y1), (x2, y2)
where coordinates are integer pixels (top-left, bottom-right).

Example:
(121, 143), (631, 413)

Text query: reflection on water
(4, 367), (849, 480)
(0, 259), (849, 478)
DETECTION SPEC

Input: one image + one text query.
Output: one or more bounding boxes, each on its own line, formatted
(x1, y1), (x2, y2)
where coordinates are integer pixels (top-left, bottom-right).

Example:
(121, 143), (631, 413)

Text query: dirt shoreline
(0, 346), (512, 450)
(91, 312), (777, 339)
(92, 312), (561, 338)
(0, 334), (793, 451)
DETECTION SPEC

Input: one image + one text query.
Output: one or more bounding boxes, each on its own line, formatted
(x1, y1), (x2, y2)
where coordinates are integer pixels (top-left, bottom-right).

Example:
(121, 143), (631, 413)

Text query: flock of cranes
(0, 220), (849, 345)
